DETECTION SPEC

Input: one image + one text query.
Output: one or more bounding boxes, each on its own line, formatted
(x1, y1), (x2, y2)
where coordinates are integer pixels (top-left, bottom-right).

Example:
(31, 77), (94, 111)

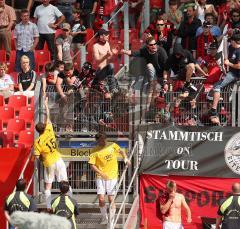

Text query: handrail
(14, 148), (34, 191)
(109, 141), (139, 229)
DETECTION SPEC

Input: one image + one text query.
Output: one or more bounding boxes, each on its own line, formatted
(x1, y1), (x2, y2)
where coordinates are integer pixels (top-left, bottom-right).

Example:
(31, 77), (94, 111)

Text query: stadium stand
(1, 0), (240, 228)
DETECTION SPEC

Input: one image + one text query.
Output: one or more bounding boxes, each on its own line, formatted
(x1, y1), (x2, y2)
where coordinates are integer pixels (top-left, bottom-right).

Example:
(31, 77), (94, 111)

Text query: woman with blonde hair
(16, 55), (37, 97)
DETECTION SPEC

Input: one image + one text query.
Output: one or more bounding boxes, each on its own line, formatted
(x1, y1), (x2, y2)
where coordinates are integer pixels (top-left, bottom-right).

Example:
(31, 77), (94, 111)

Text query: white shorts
(163, 221), (183, 229)
(96, 179), (118, 195)
(44, 158), (68, 183)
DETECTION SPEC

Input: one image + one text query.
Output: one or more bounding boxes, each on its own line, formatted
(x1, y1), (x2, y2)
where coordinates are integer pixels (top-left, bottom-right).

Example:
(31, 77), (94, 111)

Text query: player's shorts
(163, 221), (183, 229)
(96, 179), (118, 195)
(44, 158), (68, 183)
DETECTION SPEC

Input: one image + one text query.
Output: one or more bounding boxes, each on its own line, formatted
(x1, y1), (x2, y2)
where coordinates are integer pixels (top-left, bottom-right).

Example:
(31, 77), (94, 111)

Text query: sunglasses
(148, 43), (157, 46)
(232, 15), (240, 17)
(157, 24), (165, 26)
(62, 29), (70, 32)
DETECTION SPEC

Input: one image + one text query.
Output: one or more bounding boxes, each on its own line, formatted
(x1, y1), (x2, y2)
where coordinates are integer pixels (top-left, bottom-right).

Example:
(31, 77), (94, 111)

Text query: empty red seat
(19, 106), (34, 121)
(0, 50), (6, 62)
(26, 120), (34, 131)
(7, 95), (27, 108)
(34, 50), (51, 72)
(16, 130), (34, 147)
(0, 131), (14, 147)
(28, 97), (34, 108)
(7, 119), (25, 132)
(0, 95), (4, 106)
(0, 106), (14, 120)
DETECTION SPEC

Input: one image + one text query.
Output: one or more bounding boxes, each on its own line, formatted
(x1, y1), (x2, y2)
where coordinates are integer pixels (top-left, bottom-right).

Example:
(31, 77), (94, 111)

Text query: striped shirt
(14, 21), (39, 52)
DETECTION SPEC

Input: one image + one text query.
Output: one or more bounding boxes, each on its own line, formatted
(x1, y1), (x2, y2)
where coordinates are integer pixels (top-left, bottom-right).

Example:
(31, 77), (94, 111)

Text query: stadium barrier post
(123, 2), (129, 71)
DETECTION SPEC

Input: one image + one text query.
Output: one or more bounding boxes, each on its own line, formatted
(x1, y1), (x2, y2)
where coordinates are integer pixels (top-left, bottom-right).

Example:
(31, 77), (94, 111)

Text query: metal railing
(137, 77), (238, 127)
(109, 141), (140, 229)
(44, 85), (131, 136)
(47, 159), (130, 193)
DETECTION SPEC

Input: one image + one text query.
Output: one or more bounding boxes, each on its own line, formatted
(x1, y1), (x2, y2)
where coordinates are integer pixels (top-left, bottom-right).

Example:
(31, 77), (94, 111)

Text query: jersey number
(46, 138), (56, 153)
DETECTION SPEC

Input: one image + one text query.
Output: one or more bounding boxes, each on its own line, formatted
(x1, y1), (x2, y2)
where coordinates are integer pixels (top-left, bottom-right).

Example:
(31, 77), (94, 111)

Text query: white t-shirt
(0, 74), (14, 90)
(34, 4), (63, 34)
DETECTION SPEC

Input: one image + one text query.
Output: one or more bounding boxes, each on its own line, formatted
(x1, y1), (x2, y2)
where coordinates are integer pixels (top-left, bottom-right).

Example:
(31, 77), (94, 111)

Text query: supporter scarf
(197, 33), (214, 59)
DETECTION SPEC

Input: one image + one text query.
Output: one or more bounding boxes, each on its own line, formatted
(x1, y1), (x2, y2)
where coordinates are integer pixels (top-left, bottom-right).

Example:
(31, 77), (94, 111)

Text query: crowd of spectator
(0, 0), (239, 131)
(135, 0), (240, 127)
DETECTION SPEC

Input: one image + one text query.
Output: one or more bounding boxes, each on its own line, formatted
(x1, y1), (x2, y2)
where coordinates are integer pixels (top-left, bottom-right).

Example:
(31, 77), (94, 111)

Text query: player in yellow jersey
(34, 97), (69, 210)
(88, 132), (131, 224)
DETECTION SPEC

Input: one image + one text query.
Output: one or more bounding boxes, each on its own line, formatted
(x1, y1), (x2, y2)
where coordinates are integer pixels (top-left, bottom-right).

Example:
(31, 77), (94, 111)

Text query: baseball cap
(62, 23), (71, 31)
(97, 28), (110, 36)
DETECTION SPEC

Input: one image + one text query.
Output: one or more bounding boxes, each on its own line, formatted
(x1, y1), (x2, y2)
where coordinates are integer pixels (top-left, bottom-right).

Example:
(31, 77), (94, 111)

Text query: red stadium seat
(34, 50), (51, 72)
(28, 97), (34, 107)
(0, 106), (15, 120)
(0, 95), (4, 106)
(43, 42), (48, 51)
(0, 131), (14, 147)
(16, 130), (34, 147)
(85, 28), (94, 42)
(7, 95), (27, 108)
(26, 120), (34, 131)
(0, 50), (6, 62)
(7, 50), (16, 73)
(7, 119), (25, 132)
(18, 106), (34, 121)
(11, 31), (15, 50)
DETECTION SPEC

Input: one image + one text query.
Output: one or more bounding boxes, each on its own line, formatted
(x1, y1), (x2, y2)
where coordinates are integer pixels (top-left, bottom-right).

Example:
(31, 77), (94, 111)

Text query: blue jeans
(15, 50), (35, 72)
(57, 4), (73, 23)
(213, 71), (239, 92)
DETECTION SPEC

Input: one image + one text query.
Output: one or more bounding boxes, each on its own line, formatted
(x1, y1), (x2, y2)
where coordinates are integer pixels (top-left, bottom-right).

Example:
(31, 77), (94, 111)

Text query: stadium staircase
(37, 199), (135, 229)
(35, 140), (140, 229)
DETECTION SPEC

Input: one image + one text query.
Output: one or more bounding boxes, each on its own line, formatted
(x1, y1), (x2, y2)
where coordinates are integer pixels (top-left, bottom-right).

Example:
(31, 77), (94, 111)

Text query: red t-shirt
(159, 191), (171, 218)
(201, 55), (222, 84)
(150, 0), (163, 8)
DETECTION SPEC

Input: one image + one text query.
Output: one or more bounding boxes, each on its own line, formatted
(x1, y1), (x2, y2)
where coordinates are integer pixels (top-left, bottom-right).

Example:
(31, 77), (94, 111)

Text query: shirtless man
(92, 28), (119, 95)
(160, 180), (192, 229)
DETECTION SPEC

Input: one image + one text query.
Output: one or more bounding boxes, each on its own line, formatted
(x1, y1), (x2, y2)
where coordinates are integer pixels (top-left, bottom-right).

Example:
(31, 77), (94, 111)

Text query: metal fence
(35, 158), (131, 193)
(45, 85), (130, 136)
(138, 77), (237, 127)
(48, 159), (131, 193)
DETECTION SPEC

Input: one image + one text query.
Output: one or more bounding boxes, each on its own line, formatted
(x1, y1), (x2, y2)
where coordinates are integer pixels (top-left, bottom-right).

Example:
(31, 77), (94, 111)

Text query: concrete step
(77, 223), (122, 229)
(36, 194), (133, 208)
(76, 213), (126, 229)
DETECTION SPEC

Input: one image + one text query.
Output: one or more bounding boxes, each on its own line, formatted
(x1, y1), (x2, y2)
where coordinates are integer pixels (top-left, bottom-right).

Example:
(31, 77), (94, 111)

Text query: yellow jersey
(88, 142), (121, 179)
(34, 122), (61, 167)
